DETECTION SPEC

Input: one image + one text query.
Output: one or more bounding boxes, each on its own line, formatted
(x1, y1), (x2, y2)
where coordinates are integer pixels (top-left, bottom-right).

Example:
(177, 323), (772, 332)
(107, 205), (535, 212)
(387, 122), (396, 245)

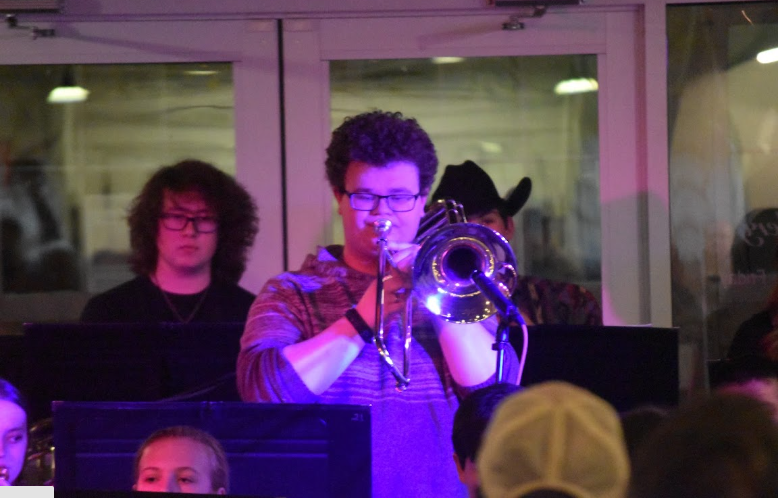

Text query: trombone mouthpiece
(0, 466), (9, 481)
(373, 219), (392, 236)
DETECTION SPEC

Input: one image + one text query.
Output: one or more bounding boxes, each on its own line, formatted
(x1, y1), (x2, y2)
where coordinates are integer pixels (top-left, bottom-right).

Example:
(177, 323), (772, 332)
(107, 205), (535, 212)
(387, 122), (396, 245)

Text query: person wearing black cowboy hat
(430, 159), (531, 242)
(430, 160), (602, 326)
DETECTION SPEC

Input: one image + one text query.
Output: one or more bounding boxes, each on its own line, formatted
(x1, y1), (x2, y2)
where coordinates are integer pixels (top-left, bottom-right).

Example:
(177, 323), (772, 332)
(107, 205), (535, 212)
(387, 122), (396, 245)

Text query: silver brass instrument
(22, 417), (55, 486)
(373, 219), (412, 390)
(371, 199), (518, 390)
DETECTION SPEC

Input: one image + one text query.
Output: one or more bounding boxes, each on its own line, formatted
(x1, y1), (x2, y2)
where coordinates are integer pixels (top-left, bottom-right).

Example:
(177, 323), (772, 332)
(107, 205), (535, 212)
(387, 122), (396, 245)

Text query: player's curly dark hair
(325, 110), (438, 194)
(128, 159), (258, 283)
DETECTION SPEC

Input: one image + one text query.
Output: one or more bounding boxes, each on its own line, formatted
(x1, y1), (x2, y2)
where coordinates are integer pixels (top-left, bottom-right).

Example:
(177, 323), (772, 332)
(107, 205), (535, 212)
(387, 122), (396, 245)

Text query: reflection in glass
(668, 2), (778, 392)
(330, 56), (600, 293)
(0, 63), (234, 317)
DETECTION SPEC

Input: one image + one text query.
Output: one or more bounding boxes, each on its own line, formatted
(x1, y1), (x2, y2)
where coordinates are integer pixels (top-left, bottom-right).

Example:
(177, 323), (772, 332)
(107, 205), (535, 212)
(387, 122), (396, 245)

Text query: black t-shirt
(79, 275), (255, 323)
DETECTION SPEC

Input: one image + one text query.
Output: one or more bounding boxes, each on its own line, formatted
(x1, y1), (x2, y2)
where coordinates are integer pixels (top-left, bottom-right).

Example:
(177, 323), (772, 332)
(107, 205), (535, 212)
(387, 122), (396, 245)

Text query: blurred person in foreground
(709, 354), (778, 421)
(478, 381), (630, 498)
(452, 383), (522, 498)
(618, 404), (670, 463)
(629, 392), (778, 498)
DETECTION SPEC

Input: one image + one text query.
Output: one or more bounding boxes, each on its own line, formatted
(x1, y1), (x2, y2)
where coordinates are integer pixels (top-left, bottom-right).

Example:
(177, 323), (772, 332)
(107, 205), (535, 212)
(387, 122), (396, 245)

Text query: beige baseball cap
(478, 381), (630, 498)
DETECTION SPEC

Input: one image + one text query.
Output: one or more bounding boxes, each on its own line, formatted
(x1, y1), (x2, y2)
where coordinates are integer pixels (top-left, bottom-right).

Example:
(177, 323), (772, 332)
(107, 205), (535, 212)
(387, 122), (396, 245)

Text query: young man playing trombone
(237, 110), (518, 498)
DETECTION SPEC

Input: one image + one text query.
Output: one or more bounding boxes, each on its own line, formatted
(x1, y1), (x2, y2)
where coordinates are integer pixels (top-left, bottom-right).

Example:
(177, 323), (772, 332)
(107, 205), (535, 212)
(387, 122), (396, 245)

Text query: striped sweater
(238, 245), (517, 498)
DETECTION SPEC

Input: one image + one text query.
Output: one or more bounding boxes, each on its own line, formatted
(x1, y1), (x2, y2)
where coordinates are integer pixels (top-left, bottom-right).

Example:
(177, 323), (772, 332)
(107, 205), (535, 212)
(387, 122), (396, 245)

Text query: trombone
(371, 200), (520, 390)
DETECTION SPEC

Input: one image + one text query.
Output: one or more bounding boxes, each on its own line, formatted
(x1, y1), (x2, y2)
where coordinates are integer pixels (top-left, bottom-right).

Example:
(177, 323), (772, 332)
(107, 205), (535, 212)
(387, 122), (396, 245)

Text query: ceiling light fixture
(554, 78), (598, 95)
(431, 57), (465, 65)
(47, 67), (89, 104)
(184, 69), (219, 76)
(756, 47), (778, 64)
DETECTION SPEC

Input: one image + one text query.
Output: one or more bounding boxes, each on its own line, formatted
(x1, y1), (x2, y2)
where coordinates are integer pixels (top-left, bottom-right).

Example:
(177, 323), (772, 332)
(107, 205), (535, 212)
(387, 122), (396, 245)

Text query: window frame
(0, 19), (282, 320)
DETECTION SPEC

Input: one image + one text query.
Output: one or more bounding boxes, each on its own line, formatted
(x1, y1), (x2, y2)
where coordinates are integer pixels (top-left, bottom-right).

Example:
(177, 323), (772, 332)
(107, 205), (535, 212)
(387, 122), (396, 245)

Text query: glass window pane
(668, 2), (778, 389)
(330, 56), (601, 295)
(0, 63), (234, 317)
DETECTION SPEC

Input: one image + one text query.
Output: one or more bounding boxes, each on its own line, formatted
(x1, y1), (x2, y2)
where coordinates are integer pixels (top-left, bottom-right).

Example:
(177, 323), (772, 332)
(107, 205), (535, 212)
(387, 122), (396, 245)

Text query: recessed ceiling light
(184, 69), (219, 76)
(756, 47), (778, 64)
(47, 86), (89, 104)
(554, 78), (599, 95)
(431, 57), (465, 65)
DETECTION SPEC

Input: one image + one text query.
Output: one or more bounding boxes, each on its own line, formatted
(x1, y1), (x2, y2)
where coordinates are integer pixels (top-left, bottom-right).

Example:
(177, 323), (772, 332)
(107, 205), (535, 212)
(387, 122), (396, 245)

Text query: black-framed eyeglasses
(159, 213), (219, 233)
(342, 191), (420, 212)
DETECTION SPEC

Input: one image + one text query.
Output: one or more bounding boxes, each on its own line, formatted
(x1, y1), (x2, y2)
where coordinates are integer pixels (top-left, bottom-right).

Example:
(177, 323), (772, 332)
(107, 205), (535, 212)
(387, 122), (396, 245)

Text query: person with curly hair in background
(80, 159), (259, 323)
(238, 110), (518, 498)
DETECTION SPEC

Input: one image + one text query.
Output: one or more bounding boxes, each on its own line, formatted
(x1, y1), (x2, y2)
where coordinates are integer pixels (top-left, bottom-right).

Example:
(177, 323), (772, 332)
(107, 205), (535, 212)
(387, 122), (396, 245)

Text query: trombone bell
(413, 223), (517, 323)
(371, 199), (519, 390)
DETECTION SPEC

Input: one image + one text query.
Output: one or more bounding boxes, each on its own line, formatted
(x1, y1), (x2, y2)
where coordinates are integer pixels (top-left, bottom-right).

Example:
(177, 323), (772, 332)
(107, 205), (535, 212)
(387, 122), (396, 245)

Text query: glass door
(282, 9), (646, 325)
(329, 55), (600, 294)
(668, 2), (778, 385)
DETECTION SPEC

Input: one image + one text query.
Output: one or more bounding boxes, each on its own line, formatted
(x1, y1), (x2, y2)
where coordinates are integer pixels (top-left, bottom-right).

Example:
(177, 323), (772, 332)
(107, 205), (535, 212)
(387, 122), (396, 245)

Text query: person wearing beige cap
(430, 160), (602, 326)
(477, 381), (630, 498)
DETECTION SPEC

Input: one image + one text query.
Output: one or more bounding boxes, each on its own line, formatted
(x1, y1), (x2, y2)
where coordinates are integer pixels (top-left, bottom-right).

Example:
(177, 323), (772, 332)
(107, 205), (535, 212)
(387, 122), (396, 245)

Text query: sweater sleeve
(450, 316), (520, 398)
(236, 274), (320, 403)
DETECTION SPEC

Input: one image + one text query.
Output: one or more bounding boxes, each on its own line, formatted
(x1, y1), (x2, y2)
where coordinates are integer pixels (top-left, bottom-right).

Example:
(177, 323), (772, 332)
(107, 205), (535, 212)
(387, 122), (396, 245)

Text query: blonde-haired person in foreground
(478, 381), (630, 498)
(133, 425), (229, 495)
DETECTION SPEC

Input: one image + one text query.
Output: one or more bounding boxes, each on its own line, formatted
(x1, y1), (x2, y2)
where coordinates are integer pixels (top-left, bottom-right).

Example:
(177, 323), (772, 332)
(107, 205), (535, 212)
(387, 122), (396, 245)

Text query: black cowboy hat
(430, 160), (532, 218)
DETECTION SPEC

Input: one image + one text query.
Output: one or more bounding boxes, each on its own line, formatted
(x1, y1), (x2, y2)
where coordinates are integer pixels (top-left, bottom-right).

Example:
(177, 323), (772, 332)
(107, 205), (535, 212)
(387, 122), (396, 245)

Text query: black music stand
(55, 491), (266, 498)
(22, 322), (245, 422)
(513, 325), (679, 411)
(53, 401), (371, 498)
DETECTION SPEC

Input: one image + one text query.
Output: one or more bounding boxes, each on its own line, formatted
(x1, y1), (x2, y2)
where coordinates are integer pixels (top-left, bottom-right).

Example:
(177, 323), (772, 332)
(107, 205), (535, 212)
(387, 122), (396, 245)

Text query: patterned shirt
(513, 275), (603, 326)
